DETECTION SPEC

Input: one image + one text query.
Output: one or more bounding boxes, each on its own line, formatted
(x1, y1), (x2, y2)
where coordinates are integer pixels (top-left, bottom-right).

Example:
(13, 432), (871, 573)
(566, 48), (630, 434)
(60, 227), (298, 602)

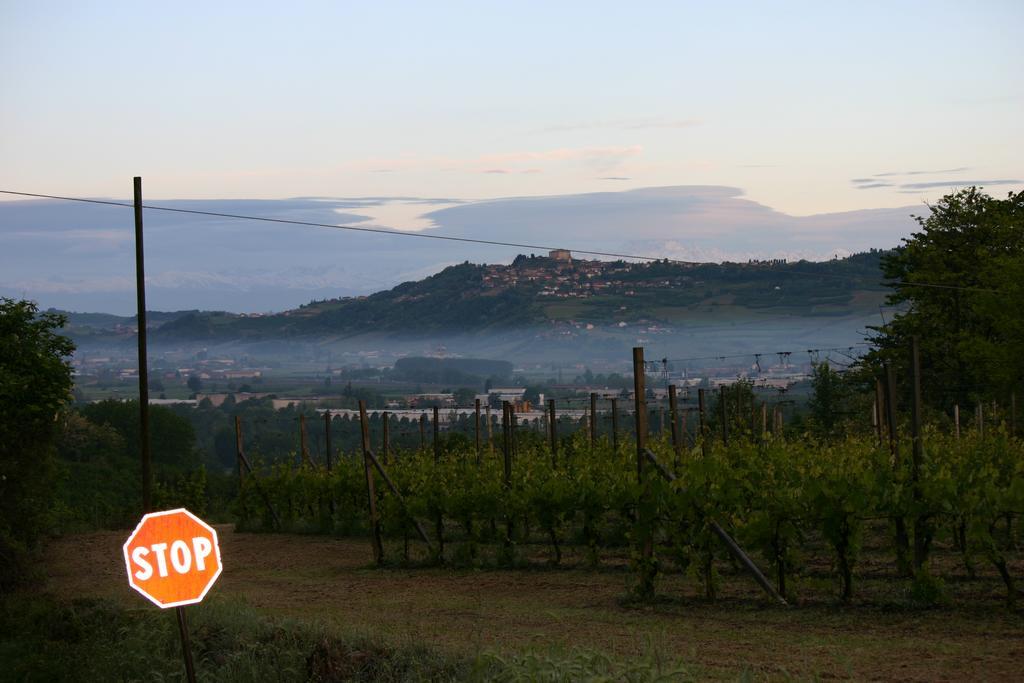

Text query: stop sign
(122, 508), (223, 609)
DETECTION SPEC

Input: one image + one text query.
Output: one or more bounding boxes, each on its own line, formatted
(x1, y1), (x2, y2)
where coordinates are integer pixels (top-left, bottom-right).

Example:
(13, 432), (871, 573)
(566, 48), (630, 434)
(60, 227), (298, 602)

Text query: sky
(1, 2), (1022, 313)
(2, 1), (1021, 214)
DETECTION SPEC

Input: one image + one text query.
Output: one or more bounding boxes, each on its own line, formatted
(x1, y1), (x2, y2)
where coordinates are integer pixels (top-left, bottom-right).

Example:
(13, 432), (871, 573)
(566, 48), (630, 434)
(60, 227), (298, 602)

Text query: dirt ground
(44, 527), (1024, 681)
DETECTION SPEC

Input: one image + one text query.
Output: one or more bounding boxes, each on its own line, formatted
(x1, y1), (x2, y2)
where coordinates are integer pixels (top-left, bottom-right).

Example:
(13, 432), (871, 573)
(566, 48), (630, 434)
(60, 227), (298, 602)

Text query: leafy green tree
(0, 298), (74, 586)
(867, 188), (1024, 410)
(807, 363), (852, 439)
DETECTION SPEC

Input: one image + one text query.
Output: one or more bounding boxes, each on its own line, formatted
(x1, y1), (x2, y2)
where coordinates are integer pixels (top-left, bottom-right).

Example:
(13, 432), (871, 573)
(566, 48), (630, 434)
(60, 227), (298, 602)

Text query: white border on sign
(122, 507), (224, 609)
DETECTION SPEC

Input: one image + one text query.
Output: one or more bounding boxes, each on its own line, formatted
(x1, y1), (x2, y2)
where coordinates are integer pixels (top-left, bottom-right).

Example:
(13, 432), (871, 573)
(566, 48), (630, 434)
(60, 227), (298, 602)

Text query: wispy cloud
(873, 167), (970, 177)
(898, 179), (1022, 190)
(853, 182), (894, 190)
(536, 118), (701, 133)
(600, 176), (631, 181)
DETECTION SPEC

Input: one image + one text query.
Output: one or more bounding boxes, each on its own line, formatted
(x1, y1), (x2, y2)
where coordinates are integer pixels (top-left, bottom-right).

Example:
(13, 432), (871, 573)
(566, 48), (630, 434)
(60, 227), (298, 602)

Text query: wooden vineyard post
(668, 384), (680, 461)
(419, 413), (426, 451)
(509, 405), (518, 457)
(719, 385), (729, 446)
(300, 414), (314, 467)
(234, 415), (244, 487)
(632, 347), (655, 598)
(502, 401), (513, 555)
(910, 337), (928, 570)
(977, 404), (984, 437)
(359, 401), (384, 566)
(874, 378), (885, 446)
(681, 405), (689, 448)
(954, 404), (960, 440)
(433, 406), (440, 462)
(381, 410), (390, 463)
(323, 411), (332, 472)
(486, 404), (494, 457)
(610, 397), (619, 453)
(474, 398), (481, 463)
(590, 393), (597, 449)
(760, 403), (768, 441)
(548, 398), (557, 466)
(698, 388), (708, 457)
(884, 363), (911, 576)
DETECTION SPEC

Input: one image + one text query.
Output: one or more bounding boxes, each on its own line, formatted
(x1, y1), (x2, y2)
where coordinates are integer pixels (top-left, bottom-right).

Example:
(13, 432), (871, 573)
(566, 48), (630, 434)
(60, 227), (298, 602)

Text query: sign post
(123, 508), (223, 683)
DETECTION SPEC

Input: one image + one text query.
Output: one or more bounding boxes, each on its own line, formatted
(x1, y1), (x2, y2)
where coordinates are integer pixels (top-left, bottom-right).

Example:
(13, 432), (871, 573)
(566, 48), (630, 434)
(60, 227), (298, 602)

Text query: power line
(0, 188), (1003, 293)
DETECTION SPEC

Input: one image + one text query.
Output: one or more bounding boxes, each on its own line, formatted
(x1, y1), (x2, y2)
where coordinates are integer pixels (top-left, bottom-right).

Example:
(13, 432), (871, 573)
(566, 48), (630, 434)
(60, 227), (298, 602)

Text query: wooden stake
(910, 336), (927, 570)
(419, 413), (426, 451)
(954, 404), (960, 440)
(668, 384), (680, 460)
(133, 176), (152, 513)
(234, 415), (244, 486)
(632, 347), (653, 593)
(358, 400), (383, 566)
(381, 410), (389, 463)
(474, 398), (481, 462)
(719, 385), (729, 446)
(590, 392), (597, 449)
(323, 411), (332, 471)
(299, 414), (311, 467)
(433, 406), (440, 462)
(610, 397), (619, 452)
(486, 403), (493, 457)
(874, 378), (885, 446)
(548, 398), (557, 465)
(698, 388), (708, 457)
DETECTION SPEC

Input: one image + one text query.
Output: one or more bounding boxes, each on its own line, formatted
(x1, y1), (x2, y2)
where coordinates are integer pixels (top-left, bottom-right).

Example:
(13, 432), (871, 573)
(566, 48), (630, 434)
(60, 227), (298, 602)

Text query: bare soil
(44, 527), (1024, 681)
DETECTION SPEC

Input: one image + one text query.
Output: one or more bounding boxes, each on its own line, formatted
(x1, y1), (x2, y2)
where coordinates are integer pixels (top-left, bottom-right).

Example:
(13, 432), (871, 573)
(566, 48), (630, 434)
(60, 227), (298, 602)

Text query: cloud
(537, 118), (701, 133)
(853, 182), (894, 190)
(898, 179), (1021, 190)
(873, 167), (970, 177)
(482, 169), (510, 174)
(600, 176), (631, 181)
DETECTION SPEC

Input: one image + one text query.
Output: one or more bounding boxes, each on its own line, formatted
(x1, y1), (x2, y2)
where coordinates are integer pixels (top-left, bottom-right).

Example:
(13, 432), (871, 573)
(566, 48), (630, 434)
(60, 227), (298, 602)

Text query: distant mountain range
(57, 250), (894, 362)
(2, 186), (919, 314)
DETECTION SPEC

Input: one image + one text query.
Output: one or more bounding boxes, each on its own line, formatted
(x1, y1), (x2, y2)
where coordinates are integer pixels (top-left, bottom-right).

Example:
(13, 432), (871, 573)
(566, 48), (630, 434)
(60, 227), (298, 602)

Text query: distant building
(549, 249), (572, 262)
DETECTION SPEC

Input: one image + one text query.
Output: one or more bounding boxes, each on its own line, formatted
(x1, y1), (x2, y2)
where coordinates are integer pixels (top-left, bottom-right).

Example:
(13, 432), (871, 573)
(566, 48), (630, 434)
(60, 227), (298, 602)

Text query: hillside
(149, 250), (890, 342)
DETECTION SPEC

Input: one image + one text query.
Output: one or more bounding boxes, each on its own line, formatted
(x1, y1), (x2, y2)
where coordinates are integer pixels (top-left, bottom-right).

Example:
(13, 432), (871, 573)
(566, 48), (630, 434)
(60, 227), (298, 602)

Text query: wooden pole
(486, 404), (493, 457)
(323, 411), (332, 471)
(502, 401), (513, 552)
(433, 406), (440, 462)
(633, 349), (648, 482)
(548, 398), (557, 465)
(175, 606), (197, 683)
(698, 388), (708, 457)
(910, 337), (927, 570)
(419, 413), (426, 450)
(760, 402), (767, 440)
(977, 404), (984, 437)
(719, 385), (729, 446)
(874, 378), (885, 446)
(590, 392), (597, 449)
(668, 384), (680, 460)
(474, 398), (481, 462)
(610, 397), (619, 453)
(381, 410), (389, 463)
(299, 414), (311, 467)
(954, 403), (960, 440)
(359, 400), (383, 566)
(133, 177), (152, 513)
(234, 415), (244, 486)
(631, 347), (653, 595)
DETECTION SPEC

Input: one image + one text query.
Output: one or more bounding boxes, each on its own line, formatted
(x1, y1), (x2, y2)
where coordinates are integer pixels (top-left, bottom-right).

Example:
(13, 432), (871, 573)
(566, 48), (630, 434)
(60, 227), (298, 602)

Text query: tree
(187, 373), (203, 394)
(0, 298), (75, 586)
(807, 363), (852, 439)
(866, 188), (1024, 410)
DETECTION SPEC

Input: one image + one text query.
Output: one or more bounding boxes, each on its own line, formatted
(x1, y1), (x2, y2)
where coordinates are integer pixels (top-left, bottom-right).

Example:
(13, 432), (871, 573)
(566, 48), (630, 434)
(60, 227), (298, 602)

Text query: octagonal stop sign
(123, 508), (223, 608)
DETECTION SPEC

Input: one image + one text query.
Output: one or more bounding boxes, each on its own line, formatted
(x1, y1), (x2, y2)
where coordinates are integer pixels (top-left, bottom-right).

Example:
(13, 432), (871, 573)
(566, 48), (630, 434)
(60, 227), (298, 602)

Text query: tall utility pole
(134, 177), (152, 513)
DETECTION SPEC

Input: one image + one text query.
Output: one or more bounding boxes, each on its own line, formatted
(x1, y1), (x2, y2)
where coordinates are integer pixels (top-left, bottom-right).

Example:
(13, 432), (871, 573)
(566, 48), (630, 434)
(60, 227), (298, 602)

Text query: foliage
(0, 298), (74, 587)
(868, 187), (1024, 409)
(236, 424), (1023, 605)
